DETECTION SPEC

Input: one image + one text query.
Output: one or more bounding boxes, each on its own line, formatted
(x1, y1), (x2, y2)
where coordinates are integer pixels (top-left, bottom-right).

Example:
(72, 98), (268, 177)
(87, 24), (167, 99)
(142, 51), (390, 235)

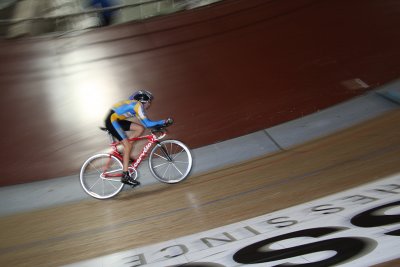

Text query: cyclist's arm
(134, 103), (165, 128)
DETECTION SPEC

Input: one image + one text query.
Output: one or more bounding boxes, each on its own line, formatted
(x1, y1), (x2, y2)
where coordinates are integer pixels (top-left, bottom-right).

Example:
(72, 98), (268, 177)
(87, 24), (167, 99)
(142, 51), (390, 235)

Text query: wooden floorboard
(0, 110), (399, 266)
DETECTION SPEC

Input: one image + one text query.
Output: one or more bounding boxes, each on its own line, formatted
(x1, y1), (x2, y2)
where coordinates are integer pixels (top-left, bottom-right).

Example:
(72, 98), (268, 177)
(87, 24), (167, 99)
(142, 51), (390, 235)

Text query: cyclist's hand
(164, 117), (173, 127)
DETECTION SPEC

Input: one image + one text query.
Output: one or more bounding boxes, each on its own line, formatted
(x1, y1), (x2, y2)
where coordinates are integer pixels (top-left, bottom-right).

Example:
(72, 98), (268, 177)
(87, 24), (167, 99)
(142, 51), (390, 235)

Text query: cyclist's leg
(127, 121), (144, 138)
(127, 121), (145, 160)
(105, 112), (140, 186)
(105, 112), (131, 172)
(111, 120), (133, 172)
(121, 138), (133, 172)
(119, 138), (140, 185)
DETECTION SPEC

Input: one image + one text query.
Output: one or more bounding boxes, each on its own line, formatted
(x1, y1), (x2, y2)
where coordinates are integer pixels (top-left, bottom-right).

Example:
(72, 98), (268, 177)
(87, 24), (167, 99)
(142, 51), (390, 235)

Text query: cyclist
(104, 90), (172, 186)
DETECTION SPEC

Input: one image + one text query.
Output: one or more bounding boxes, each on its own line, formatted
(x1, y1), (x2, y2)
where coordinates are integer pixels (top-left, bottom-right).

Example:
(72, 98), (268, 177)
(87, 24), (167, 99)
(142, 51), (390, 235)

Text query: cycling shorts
(104, 110), (131, 141)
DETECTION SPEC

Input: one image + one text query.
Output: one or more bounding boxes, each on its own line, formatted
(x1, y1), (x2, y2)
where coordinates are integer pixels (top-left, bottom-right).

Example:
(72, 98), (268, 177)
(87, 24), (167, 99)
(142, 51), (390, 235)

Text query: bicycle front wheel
(149, 140), (193, 183)
(80, 153), (124, 199)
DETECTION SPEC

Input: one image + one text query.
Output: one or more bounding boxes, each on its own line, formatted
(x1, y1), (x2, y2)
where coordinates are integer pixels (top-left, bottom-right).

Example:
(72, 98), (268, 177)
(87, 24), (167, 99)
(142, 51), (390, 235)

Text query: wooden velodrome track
(1, 0), (400, 266)
(0, 110), (399, 266)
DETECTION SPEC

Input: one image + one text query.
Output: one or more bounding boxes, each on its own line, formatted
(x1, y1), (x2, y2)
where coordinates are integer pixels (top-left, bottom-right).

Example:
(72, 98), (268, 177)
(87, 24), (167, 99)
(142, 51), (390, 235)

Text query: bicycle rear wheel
(148, 140), (193, 183)
(80, 153), (124, 199)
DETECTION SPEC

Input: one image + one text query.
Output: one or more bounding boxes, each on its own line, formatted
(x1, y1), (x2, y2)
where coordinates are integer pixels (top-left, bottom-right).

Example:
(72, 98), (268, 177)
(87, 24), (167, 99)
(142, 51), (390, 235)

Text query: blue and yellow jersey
(110, 100), (164, 128)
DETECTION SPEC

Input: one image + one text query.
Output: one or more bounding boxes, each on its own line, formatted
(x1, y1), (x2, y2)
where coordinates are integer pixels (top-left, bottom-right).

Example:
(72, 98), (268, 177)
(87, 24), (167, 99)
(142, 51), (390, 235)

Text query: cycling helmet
(129, 90), (153, 103)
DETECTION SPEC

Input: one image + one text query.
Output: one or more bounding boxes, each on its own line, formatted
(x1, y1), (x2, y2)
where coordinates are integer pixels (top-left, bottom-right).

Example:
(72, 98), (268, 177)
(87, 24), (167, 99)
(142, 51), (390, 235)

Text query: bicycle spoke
(172, 148), (185, 160)
(162, 163), (172, 180)
(88, 161), (102, 175)
(173, 160), (189, 164)
(105, 178), (120, 189)
(171, 163), (184, 176)
(88, 177), (102, 191)
(153, 162), (168, 169)
(153, 152), (168, 161)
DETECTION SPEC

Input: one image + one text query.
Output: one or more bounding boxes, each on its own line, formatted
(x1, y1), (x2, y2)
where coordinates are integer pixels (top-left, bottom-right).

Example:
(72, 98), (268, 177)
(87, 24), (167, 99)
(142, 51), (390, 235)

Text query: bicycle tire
(80, 153), (124, 199)
(148, 140), (193, 183)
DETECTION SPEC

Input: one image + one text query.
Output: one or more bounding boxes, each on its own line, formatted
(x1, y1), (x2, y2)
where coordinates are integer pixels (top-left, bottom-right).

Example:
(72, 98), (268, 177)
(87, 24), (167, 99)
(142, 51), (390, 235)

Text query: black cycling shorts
(104, 110), (132, 141)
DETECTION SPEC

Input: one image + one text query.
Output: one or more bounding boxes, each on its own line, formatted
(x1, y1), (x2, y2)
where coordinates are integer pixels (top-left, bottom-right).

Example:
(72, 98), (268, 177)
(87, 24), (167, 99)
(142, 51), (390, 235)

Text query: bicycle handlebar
(149, 118), (173, 133)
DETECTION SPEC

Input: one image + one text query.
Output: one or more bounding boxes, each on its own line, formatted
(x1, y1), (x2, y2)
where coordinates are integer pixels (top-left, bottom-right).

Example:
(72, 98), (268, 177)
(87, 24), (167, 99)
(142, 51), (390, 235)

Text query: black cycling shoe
(121, 173), (140, 187)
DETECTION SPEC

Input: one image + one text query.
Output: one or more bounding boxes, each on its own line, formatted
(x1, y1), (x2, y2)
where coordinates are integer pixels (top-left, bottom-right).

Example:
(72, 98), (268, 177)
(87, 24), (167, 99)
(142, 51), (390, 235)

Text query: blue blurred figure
(90, 0), (117, 26)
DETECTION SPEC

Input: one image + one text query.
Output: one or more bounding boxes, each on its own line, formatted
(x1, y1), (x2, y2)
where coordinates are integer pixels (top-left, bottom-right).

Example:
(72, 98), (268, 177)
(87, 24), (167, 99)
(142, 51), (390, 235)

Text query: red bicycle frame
(102, 131), (167, 178)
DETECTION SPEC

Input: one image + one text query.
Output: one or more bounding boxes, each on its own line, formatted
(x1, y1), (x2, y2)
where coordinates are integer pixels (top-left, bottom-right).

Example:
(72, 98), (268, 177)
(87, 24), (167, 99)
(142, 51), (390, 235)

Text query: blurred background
(0, 0), (399, 186)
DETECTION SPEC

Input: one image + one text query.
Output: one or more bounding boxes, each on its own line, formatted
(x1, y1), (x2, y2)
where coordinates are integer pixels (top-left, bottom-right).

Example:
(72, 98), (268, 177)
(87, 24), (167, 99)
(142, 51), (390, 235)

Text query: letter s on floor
(233, 227), (377, 266)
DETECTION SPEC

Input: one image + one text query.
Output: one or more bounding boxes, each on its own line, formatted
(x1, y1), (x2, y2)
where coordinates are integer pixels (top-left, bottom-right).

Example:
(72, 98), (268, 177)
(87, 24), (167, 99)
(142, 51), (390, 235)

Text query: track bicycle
(79, 126), (193, 199)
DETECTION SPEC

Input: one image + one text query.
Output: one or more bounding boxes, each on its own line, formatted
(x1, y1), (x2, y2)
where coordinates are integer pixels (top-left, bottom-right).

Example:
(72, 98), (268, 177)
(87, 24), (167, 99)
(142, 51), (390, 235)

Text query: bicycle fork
(157, 142), (173, 162)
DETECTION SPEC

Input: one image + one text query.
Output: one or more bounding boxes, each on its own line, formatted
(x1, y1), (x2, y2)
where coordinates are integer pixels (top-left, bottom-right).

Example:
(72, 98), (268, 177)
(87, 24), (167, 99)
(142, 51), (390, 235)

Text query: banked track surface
(0, 110), (399, 266)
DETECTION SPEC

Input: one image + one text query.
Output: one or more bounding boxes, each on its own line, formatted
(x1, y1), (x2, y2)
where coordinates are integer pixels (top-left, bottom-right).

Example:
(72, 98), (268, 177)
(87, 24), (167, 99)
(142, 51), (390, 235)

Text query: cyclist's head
(129, 90), (153, 104)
